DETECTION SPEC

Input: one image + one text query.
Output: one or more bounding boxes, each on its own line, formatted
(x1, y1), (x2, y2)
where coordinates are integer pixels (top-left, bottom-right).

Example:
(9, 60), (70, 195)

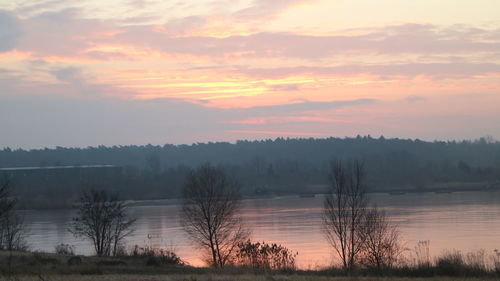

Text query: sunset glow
(1, 0), (500, 147)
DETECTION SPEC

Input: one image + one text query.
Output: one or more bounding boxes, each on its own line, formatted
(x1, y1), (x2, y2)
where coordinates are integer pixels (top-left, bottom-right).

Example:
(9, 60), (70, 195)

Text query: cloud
(14, 0), (70, 17)
(405, 96), (426, 102)
(110, 25), (500, 59)
(227, 129), (327, 137)
(269, 84), (301, 91)
(158, 0), (314, 36)
(126, 0), (157, 9)
(0, 10), (22, 52)
(229, 116), (355, 125)
(0, 87), (377, 148)
(238, 99), (377, 117)
(164, 15), (207, 35)
(17, 9), (114, 57)
(1, 62), (128, 99)
(48, 66), (107, 96)
(236, 63), (500, 79)
(234, 0), (311, 21)
(51, 66), (82, 82)
(6, 7), (500, 64)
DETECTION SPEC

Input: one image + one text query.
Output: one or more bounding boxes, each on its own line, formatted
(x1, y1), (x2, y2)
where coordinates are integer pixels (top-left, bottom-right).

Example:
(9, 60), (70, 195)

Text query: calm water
(21, 191), (500, 268)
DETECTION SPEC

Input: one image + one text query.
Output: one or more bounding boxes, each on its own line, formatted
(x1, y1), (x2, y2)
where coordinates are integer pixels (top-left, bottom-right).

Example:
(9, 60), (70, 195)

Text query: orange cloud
(0, 50), (32, 61)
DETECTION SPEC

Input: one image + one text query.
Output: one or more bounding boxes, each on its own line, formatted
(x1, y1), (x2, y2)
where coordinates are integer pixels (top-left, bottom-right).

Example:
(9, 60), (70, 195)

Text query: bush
(130, 245), (184, 266)
(234, 240), (297, 271)
(465, 249), (487, 274)
(0, 211), (29, 251)
(436, 250), (465, 276)
(493, 249), (500, 275)
(33, 252), (59, 265)
(113, 244), (127, 257)
(414, 240), (431, 269)
(54, 243), (75, 255)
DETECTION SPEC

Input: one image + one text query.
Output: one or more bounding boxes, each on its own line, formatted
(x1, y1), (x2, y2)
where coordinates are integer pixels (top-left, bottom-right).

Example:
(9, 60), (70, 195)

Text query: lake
(21, 190), (500, 268)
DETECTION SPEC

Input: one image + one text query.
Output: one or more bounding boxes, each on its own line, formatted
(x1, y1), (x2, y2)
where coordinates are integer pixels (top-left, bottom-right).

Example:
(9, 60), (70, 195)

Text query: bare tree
(360, 206), (404, 270)
(0, 178), (28, 251)
(70, 189), (135, 257)
(110, 206), (135, 256)
(1, 211), (28, 251)
(323, 159), (368, 272)
(180, 164), (249, 268)
(0, 178), (15, 219)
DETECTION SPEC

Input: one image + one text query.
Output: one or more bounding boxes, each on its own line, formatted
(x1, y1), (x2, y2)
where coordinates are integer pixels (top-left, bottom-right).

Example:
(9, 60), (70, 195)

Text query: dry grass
(0, 251), (498, 281)
(5, 274), (495, 281)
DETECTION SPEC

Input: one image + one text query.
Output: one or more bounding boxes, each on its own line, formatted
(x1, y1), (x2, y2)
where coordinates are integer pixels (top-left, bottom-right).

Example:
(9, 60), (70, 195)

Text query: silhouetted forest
(1, 136), (499, 208)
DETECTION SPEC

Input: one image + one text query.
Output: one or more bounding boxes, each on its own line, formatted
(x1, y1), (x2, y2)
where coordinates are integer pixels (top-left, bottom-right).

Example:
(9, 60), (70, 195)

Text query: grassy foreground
(0, 251), (497, 281)
(2, 274), (496, 281)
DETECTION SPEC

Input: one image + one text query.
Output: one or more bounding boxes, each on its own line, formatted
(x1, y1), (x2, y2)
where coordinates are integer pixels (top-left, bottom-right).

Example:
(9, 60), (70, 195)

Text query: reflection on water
(21, 191), (500, 268)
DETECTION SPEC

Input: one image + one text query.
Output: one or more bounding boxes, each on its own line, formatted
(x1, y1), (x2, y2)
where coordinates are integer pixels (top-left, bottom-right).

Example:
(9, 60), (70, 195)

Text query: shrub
(234, 240), (297, 271)
(359, 206), (405, 271)
(465, 249), (487, 273)
(67, 256), (82, 266)
(0, 211), (29, 251)
(493, 249), (500, 275)
(130, 245), (184, 266)
(114, 243), (127, 257)
(33, 252), (59, 265)
(54, 243), (75, 255)
(414, 240), (431, 269)
(146, 256), (161, 266)
(436, 250), (465, 276)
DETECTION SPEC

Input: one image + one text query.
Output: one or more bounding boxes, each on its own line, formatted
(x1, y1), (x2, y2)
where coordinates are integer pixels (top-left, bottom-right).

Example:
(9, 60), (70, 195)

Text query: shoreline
(16, 183), (500, 211)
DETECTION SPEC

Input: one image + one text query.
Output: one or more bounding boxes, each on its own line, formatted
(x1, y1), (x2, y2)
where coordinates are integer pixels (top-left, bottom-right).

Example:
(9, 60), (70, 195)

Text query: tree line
(2, 136), (500, 208)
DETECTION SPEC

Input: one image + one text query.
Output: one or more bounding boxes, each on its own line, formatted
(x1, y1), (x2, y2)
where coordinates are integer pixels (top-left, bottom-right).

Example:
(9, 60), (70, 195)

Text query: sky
(1, 0), (500, 148)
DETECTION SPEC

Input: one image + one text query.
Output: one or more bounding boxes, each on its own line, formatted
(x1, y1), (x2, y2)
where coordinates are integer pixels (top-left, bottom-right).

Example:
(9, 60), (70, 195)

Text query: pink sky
(1, 0), (499, 148)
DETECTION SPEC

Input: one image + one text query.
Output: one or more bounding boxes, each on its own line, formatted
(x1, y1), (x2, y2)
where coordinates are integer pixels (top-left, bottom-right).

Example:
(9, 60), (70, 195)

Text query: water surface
(22, 191), (500, 268)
